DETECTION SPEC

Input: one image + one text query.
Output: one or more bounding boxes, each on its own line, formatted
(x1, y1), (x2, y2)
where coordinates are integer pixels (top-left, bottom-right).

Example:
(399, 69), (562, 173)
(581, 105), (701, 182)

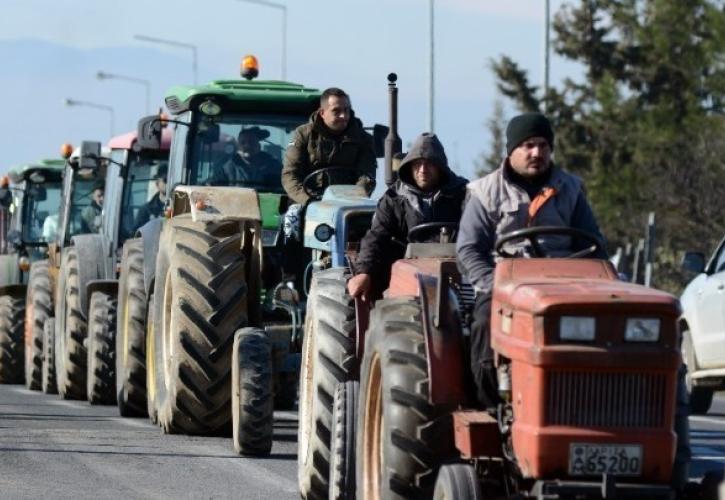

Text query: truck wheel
(151, 218), (248, 434)
(432, 464), (482, 500)
(116, 238), (148, 417)
(0, 294), (26, 383)
(87, 291), (117, 405)
(683, 330), (714, 414)
(357, 298), (450, 500)
(25, 260), (51, 390)
(329, 380), (358, 500)
(42, 318), (57, 394)
(298, 268), (356, 500)
(232, 327), (273, 456)
(55, 247), (88, 400)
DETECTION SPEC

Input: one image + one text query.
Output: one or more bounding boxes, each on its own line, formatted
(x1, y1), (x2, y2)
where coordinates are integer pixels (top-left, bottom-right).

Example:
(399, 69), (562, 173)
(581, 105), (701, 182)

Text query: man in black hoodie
(348, 133), (468, 299)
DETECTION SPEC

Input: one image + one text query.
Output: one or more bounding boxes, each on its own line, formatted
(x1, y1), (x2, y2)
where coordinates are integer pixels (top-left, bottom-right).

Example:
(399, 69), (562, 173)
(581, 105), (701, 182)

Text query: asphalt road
(1, 384), (725, 499)
(0, 385), (298, 500)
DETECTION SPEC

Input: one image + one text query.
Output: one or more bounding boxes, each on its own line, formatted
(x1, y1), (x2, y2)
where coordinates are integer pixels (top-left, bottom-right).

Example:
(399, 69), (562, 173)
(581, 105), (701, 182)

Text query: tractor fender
(172, 186), (261, 223)
(0, 254), (20, 287)
(85, 279), (119, 316)
(418, 261), (467, 409)
(69, 234), (112, 319)
(0, 283), (27, 299)
(138, 217), (164, 297)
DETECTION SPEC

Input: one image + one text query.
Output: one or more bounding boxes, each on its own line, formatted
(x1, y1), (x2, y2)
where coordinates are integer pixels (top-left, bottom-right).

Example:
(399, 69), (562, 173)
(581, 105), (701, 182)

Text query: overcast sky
(0, 0), (576, 180)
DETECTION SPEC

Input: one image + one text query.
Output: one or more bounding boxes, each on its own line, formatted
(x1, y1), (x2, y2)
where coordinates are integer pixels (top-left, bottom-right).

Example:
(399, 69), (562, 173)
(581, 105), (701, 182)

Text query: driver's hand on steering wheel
(347, 273), (371, 302)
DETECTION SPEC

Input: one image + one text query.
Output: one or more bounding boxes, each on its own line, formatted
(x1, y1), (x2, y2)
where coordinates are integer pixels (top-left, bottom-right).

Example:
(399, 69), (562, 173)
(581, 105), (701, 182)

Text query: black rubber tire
(298, 267), (356, 500)
(41, 318), (57, 394)
(683, 330), (714, 415)
(432, 464), (483, 500)
(150, 217), (248, 434)
(55, 247), (88, 400)
(329, 380), (358, 500)
(274, 372), (298, 411)
(232, 327), (273, 456)
(0, 294), (26, 383)
(356, 298), (451, 500)
(115, 238), (148, 417)
(87, 291), (117, 405)
(25, 259), (51, 390)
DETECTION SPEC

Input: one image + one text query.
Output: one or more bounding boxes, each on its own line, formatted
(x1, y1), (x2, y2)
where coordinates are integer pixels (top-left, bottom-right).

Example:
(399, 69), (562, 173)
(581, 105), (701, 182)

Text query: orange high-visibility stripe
(526, 187), (557, 226)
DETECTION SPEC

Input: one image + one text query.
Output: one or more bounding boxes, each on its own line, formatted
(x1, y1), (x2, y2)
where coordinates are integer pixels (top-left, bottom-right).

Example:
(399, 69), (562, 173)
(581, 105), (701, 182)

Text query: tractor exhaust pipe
(384, 73), (402, 188)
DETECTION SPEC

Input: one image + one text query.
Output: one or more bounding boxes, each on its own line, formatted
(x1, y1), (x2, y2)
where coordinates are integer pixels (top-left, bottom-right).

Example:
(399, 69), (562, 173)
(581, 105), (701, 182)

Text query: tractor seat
(404, 242), (457, 259)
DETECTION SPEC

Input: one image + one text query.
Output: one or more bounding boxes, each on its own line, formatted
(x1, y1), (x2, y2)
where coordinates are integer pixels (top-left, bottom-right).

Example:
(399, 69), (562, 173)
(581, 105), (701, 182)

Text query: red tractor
(299, 75), (703, 500)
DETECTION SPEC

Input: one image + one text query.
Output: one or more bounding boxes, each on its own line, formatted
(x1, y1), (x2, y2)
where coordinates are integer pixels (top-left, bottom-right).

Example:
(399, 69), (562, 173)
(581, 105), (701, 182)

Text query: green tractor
(118, 63), (379, 455)
(0, 160), (63, 385)
(27, 142), (110, 399)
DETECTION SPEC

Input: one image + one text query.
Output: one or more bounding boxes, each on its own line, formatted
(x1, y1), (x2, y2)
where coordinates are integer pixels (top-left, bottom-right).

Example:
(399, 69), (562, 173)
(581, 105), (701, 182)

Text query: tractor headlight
(314, 223), (334, 242)
(625, 318), (660, 342)
(559, 316), (596, 342)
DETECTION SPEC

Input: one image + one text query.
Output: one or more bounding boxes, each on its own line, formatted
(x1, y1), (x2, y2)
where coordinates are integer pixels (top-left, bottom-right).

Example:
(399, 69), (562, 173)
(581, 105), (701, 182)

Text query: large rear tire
(298, 268), (356, 500)
(0, 294), (26, 383)
(116, 238), (148, 417)
(25, 260), (51, 390)
(145, 292), (158, 424)
(55, 247), (88, 400)
(356, 298), (450, 500)
(432, 464), (482, 500)
(232, 327), (273, 456)
(87, 291), (117, 405)
(41, 318), (57, 394)
(150, 217), (248, 434)
(683, 330), (714, 415)
(329, 380), (358, 500)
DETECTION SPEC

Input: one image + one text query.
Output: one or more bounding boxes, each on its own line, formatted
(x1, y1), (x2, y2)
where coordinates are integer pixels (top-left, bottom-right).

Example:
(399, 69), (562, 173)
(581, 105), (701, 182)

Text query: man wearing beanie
(348, 133), (468, 299)
(456, 112), (690, 492)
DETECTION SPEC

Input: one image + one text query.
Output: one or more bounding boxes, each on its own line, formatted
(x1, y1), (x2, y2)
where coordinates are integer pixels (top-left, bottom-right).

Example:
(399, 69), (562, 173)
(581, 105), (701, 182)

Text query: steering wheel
(302, 166), (372, 200)
(407, 222), (459, 243)
(495, 226), (603, 258)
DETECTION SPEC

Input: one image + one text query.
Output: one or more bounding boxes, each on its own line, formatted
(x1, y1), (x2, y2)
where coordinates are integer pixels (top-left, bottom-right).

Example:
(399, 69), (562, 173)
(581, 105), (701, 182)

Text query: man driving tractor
(456, 111), (690, 491)
(348, 132), (468, 300)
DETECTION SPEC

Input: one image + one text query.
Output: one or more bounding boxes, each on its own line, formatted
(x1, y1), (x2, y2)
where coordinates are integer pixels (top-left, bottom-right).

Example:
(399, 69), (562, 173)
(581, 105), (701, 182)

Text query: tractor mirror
(198, 121), (220, 144)
(372, 124), (389, 158)
(79, 141), (101, 170)
(681, 251), (705, 274)
(137, 115), (162, 150)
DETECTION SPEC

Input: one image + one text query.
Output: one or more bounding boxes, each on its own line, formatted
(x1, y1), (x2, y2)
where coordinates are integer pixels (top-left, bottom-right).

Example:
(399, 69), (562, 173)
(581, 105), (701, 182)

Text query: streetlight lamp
(236, 0), (287, 80)
(134, 34), (198, 85)
(97, 71), (151, 114)
(64, 98), (115, 137)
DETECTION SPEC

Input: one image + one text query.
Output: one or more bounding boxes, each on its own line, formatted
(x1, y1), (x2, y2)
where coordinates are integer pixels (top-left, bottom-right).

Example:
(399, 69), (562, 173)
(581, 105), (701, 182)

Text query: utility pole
(428, 0), (435, 132)
(543, 0), (550, 112)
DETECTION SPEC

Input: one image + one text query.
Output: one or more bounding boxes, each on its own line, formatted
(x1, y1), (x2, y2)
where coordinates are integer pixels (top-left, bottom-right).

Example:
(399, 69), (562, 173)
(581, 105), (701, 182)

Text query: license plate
(569, 443), (642, 476)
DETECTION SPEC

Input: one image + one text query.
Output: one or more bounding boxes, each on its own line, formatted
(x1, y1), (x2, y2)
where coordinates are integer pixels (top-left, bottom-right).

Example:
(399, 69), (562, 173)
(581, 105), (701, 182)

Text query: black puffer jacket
(355, 133), (468, 282)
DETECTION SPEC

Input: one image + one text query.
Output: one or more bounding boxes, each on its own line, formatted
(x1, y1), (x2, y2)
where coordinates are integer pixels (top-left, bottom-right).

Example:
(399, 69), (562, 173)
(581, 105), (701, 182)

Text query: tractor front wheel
(232, 327), (273, 456)
(329, 380), (358, 500)
(87, 291), (117, 405)
(432, 464), (482, 500)
(0, 293), (25, 383)
(41, 318), (57, 394)
(25, 260), (51, 390)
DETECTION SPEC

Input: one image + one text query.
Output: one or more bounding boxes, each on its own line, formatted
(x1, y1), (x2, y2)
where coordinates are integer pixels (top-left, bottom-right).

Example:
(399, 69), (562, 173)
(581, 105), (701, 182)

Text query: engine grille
(545, 371), (667, 428)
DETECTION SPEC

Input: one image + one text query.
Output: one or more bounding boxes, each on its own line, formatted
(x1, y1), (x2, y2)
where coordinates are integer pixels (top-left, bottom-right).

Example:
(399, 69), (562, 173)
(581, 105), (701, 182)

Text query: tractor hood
(493, 258), (681, 317)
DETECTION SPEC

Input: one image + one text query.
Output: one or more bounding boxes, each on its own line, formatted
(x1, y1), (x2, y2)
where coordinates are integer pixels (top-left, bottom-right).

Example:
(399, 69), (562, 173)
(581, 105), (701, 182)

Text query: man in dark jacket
(211, 127), (281, 186)
(134, 164), (167, 231)
(348, 133), (468, 299)
(80, 180), (104, 233)
(282, 87), (376, 205)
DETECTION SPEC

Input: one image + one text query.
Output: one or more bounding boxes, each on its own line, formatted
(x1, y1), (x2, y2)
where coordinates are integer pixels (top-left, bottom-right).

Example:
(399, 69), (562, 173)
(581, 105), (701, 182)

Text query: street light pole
(134, 34), (198, 85)
(429, 0), (435, 133)
(236, 0), (287, 80)
(64, 98), (115, 137)
(543, 0), (550, 112)
(97, 71), (151, 114)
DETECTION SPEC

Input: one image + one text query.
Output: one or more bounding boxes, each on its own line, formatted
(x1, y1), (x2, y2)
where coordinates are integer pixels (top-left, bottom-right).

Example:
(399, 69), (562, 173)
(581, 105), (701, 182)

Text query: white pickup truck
(680, 236), (725, 414)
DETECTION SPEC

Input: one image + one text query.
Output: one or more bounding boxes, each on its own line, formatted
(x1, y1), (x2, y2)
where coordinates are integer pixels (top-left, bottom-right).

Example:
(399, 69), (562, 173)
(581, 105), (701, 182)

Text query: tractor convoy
(0, 65), (717, 500)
